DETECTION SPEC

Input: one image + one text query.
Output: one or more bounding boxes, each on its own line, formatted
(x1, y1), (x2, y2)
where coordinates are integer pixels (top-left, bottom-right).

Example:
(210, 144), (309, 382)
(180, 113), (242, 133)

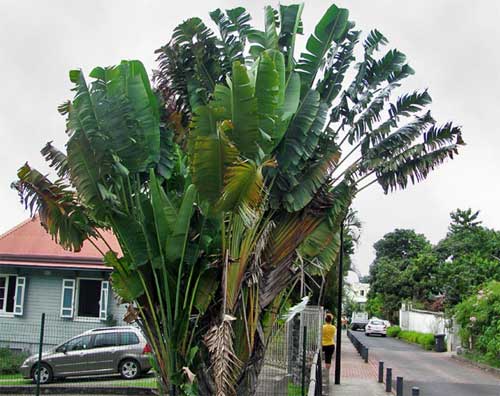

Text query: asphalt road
(351, 331), (500, 396)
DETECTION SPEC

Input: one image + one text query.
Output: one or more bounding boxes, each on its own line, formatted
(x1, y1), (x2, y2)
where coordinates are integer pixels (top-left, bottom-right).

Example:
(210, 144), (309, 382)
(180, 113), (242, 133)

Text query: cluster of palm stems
(12, 3), (463, 396)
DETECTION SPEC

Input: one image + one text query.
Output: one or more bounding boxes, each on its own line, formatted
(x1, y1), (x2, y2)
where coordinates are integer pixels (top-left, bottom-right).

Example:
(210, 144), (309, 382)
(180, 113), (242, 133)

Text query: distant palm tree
(13, 3), (463, 395)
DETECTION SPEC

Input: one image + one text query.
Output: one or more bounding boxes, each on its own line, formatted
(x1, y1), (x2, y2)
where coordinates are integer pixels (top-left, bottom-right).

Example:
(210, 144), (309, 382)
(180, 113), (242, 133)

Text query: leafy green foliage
(0, 349), (28, 375)
(366, 293), (384, 318)
(296, 4), (349, 94)
(386, 325), (401, 338)
(397, 330), (435, 350)
(368, 229), (436, 321)
(455, 281), (500, 365)
(436, 209), (500, 306)
(15, 3), (464, 394)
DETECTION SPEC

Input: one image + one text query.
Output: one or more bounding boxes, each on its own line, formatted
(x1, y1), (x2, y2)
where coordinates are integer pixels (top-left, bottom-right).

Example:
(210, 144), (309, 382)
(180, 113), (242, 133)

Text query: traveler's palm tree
(13, 4), (463, 395)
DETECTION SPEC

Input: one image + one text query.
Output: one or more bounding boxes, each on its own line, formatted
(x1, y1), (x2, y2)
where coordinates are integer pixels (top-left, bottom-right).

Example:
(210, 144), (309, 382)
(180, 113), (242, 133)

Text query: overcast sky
(0, 1), (498, 275)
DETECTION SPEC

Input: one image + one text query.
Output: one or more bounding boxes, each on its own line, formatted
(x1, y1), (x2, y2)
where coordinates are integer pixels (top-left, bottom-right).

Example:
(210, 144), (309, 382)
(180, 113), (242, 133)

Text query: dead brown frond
(204, 315), (242, 396)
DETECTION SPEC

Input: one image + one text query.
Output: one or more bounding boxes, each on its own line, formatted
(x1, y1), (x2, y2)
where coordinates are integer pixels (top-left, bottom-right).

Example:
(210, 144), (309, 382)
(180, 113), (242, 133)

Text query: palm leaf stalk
(14, 3), (463, 396)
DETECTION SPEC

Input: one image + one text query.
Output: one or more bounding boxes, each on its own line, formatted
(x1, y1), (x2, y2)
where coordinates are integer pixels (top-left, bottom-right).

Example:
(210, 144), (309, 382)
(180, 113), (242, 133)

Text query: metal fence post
(378, 361), (384, 383)
(317, 349), (322, 396)
(396, 376), (404, 396)
(302, 326), (307, 396)
(385, 367), (392, 393)
(35, 313), (46, 396)
(412, 387), (420, 396)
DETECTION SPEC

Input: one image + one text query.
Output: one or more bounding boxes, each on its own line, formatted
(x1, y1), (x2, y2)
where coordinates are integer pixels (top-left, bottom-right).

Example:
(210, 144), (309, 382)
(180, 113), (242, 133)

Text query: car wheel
(382, 334), (387, 337)
(120, 359), (141, 380)
(366, 333), (370, 337)
(32, 363), (53, 384)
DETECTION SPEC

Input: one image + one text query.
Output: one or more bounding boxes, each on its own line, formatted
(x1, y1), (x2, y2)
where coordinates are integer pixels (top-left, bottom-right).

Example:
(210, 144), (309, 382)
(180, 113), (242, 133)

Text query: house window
(77, 279), (102, 318)
(360, 290), (365, 297)
(0, 275), (25, 315)
(60, 278), (109, 320)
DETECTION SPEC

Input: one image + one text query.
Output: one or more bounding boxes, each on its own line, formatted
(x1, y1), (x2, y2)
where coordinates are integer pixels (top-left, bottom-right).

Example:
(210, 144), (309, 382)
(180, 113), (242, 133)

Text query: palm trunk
(235, 336), (267, 396)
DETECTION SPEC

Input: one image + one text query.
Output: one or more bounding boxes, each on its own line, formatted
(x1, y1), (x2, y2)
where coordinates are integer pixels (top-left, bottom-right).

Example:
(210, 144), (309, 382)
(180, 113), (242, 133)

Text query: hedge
(387, 325), (401, 337)
(0, 348), (28, 375)
(387, 327), (436, 350)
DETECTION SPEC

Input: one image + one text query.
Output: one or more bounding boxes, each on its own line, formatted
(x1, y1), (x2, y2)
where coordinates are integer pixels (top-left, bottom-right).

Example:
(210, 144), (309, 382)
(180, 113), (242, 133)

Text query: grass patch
(288, 381), (302, 396)
(0, 373), (30, 386)
(0, 373), (157, 388)
(463, 351), (500, 369)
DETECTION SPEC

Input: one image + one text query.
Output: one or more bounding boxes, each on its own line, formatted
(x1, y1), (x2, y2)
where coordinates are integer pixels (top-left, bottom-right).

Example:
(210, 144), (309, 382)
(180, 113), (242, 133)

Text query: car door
(90, 332), (120, 373)
(49, 335), (92, 376)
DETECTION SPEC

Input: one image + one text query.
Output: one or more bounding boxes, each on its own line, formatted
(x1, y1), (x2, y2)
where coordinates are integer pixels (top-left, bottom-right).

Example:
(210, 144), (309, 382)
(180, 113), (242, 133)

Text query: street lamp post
(334, 220), (344, 384)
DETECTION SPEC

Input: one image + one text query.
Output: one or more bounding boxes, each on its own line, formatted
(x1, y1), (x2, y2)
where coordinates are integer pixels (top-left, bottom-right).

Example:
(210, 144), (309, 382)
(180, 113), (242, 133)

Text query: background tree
(436, 209), (500, 306)
(367, 229), (438, 321)
(454, 280), (500, 366)
(13, 3), (463, 395)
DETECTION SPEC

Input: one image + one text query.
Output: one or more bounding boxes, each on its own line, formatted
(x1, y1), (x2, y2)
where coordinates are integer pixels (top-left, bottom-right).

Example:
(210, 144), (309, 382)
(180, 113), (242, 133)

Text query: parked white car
(365, 319), (387, 337)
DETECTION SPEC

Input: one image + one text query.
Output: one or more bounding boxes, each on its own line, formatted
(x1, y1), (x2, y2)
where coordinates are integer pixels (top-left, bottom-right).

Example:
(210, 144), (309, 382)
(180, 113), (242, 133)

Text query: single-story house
(0, 217), (126, 352)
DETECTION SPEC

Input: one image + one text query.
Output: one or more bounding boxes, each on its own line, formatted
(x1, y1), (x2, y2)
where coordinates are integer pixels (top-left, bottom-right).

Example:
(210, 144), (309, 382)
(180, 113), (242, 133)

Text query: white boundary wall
(399, 303), (446, 334)
(399, 303), (461, 351)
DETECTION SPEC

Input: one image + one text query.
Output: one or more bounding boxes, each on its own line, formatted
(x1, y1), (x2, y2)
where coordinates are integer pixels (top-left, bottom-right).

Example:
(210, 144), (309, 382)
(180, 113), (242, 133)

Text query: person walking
(322, 314), (336, 371)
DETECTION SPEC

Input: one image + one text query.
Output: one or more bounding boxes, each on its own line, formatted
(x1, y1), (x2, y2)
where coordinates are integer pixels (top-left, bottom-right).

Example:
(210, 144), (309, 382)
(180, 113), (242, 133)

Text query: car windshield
(370, 320), (384, 325)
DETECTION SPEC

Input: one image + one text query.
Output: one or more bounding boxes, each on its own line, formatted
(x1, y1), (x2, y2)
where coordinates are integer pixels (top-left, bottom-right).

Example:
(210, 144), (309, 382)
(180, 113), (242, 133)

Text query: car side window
(65, 335), (91, 351)
(120, 332), (140, 346)
(93, 332), (120, 348)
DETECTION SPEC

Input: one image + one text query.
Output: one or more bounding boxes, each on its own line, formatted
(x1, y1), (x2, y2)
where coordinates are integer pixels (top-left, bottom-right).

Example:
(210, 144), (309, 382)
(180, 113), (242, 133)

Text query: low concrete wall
(399, 305), (446, 334)
(399, 303), (461, 351)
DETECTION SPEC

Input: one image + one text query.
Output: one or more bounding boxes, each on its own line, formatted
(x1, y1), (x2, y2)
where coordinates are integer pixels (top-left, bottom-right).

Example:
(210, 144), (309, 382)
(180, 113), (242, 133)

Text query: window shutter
(13, 277), (26, 316)
(99, 280), (109, 321)
(60, 279), (75, 318)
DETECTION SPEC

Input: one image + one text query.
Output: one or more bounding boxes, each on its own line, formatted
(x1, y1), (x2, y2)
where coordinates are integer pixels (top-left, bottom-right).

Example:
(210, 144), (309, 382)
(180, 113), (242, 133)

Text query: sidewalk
(328, 331), (387, 396)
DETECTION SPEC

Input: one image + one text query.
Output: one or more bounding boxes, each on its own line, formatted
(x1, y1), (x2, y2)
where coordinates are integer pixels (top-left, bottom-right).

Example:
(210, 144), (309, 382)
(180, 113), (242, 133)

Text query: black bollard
(396, 376), (403, 396)
(364, 346), (369, 363)
(412, 387), (420, 396)
(385, 368), (392, 393)
(378, 361), (384, 383)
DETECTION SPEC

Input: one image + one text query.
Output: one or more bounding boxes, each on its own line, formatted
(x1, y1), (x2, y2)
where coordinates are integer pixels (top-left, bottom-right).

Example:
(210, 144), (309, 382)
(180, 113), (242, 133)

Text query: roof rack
(87, 326), (134, 333)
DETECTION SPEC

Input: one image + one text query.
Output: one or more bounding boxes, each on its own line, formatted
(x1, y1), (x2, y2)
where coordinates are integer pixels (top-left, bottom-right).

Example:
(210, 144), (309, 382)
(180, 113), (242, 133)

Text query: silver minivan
(20, 327), (152, 384)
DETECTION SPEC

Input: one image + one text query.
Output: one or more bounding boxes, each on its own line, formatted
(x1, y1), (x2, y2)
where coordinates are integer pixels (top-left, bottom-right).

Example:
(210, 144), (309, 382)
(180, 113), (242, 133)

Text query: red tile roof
(0, 217), (121, 270)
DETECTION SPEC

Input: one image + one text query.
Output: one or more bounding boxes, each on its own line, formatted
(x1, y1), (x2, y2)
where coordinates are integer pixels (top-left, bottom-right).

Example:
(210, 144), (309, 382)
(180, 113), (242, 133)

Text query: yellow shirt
(322, 324), (336, 346)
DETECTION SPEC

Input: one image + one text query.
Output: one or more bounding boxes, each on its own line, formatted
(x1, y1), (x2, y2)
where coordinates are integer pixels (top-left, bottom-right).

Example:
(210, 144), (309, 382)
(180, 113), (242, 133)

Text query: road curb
(451, 354), (500, 379)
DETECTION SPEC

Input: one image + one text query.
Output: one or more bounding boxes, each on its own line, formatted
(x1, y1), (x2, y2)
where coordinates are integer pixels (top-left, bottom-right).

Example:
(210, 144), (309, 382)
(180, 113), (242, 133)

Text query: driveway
(351, 331), (500, 396)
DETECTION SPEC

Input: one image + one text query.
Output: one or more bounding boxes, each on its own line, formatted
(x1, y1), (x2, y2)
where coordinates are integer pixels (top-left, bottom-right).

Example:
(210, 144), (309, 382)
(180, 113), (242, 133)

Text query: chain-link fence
(0, 307), (324, 396)
(0, 312), (156, 395)
(256, 306), (324, 396)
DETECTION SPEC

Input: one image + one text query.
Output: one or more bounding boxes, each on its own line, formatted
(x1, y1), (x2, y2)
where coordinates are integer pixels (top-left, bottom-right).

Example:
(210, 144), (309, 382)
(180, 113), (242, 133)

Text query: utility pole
(334, 220), (344, 384)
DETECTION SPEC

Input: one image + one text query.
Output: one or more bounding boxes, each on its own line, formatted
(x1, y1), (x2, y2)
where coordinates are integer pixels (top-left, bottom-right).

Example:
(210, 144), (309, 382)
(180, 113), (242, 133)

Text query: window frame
(0, 274), (20, 317)
(75, 277), (106, 322)
(0, 274), (9, 313)
(60, 279), (76, 318)
(13, 276), (26, 316)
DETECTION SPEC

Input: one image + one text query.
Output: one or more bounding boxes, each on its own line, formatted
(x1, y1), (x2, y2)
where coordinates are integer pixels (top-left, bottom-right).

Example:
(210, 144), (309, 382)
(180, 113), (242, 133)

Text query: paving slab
(328, 331), (387, 396)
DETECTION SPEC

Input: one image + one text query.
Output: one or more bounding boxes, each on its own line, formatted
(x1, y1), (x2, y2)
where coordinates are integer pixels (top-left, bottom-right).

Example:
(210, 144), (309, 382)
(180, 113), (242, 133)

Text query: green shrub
(387, 325), (401, 337)
(0, 348), (28, 375)
(398, 330), (435, 350)
(417, 333), (435, 350)
(455, 280), (500, 364)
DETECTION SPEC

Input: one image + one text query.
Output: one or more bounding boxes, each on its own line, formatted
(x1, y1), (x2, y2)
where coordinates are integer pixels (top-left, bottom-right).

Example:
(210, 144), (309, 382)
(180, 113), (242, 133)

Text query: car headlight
(22, 356), (35, 366)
